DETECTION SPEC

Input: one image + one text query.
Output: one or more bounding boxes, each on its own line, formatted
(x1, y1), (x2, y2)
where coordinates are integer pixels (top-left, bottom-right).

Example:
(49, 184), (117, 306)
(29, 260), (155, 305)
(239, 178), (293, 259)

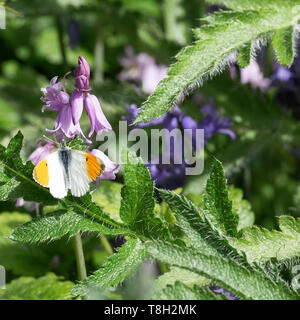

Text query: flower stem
(55, 15), (68, 69)
(93, 19), (104, 85)
(72, 233), (87, 281)
(99, 234), (113, 256)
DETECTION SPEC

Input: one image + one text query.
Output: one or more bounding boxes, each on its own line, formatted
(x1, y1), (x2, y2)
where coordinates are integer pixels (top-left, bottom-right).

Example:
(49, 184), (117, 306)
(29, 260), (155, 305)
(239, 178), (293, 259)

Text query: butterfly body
(33, 146), (104, 199)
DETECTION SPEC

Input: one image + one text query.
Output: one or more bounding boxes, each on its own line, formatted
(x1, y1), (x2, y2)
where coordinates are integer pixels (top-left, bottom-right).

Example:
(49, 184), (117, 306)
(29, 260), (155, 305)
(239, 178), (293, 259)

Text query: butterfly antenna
(42, 135), (60, 147)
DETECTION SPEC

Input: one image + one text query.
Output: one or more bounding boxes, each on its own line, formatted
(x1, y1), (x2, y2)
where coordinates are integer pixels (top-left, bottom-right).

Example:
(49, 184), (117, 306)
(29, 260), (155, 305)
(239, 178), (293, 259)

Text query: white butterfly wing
(47, 152), (68, 199)
(68, 150), (91, 197)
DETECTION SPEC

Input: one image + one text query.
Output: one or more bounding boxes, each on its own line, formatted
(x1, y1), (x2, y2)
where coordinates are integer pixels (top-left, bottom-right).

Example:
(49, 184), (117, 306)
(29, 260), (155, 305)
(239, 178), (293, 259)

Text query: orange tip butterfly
(33, 140), (105, 199)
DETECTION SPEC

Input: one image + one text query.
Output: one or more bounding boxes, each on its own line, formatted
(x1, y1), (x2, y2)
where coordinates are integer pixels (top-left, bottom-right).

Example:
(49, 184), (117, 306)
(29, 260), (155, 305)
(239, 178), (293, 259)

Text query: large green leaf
(230, 216), (300, 262)
(228, 186), (255, 231)
(134, 0), (300, 123)
(63, 194), (130, 236)
(272, 26), (295, 67)
(0, 273), (74, 300)
(152, 281), (221, 300)
(120, 152), (171, 240)
(10, 209), (126, 244)
(145, 240), (299, 300)
(92, 181), (123, 223)
(154, 266), (210, 292)
(158, 188), (219, 256)
(71, 238), (146, 297)
(158, 189), (247, 266)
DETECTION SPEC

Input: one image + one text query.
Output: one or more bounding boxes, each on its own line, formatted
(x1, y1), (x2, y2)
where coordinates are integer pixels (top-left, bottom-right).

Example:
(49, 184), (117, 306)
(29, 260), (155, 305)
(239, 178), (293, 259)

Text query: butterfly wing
(69, 150), (104, 197)
(33, 151), (68, 199)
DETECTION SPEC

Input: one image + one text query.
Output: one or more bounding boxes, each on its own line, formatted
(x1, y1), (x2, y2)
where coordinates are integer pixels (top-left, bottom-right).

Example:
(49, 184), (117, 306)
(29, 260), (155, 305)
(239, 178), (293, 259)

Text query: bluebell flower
(182, 102), (236, 146)
(270, 55), (300, 118)
(124, 101), (235, 189)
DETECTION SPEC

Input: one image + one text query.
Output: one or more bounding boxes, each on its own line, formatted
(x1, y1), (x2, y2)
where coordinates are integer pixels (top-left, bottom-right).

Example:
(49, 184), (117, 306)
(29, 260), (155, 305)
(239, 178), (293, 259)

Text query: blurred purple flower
(118, 46), (167, 94)
(270, 56), (300, 118)
(240, 60), (271, 91)
(68, 20), (79, 50)
(211, 285), (238, 300)
(146, 161), (187, 190)
(271, 65), (293, 83)
(16, 198), (40, 216)
(71, 56), (112, 137)
(182, 102), (236, 145)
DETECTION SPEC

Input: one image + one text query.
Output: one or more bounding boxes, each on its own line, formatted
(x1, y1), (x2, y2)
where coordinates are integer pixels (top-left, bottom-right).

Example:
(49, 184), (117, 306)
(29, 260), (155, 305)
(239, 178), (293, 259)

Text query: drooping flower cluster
(71, 56), (112, 138)
(42, 56), (111, 143)
(17, 56), (119, 209)
(42, 56), (118, 179)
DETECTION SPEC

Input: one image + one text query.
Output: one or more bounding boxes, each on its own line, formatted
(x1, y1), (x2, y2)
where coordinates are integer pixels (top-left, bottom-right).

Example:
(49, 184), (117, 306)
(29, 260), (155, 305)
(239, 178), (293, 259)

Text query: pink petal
(71, 90), (84, 124)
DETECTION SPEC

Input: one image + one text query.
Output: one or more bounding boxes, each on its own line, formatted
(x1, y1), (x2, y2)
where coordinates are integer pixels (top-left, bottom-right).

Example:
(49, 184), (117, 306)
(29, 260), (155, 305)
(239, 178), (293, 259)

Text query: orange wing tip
(33, 159), (49, 187)
(85, 153), (105, 181)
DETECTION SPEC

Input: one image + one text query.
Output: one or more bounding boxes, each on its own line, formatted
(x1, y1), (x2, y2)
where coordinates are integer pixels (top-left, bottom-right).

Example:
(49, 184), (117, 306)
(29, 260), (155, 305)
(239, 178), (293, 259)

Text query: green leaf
(228, 186), (255, 230)
(120, 152), (171, 240)
(237, 41), (252, 68)
(154, 266), (210, 291)
(229, 216), (300, 263)
(158, 188), (219, 255)
(92, 181), (123, 223)
(145, 240), (299, 300)
(158, 189), (247, 267)
(0, 131), (56, 204)
(152, 281), (221, 300)
(206, 0), (298, 11)
(71, 238), (146, 297)
(0, 273), (74, 300)
(134, 2), (300, 123)
(10, 209), (125, 244)
(63, 194), (131, 236)
(204, 159), (239, 236)
(272, 26), (295, 66)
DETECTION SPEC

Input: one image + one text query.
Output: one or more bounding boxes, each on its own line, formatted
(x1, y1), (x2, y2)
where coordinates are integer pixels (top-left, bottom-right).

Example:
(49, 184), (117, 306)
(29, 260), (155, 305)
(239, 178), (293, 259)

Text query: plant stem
(72, 233), (87, 281)
(93, 18), (104, 85)
(99, 234), (113, 256)
(55, 15), (68, 69)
